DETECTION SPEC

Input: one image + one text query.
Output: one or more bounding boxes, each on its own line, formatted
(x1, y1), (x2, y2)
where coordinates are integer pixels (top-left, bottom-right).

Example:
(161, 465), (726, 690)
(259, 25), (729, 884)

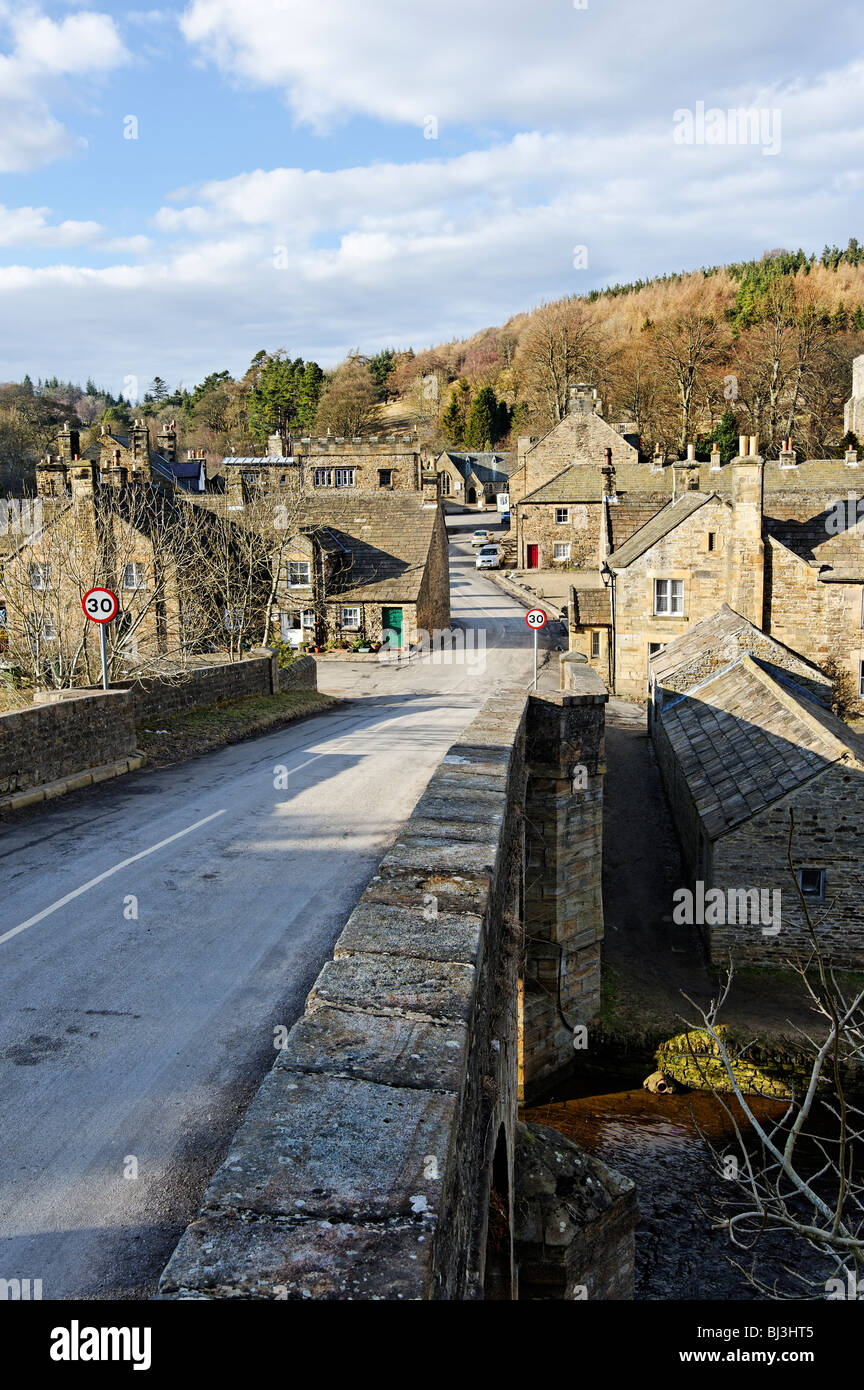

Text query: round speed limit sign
(82, 586), (119, 624)
(525, 607), (547, 630)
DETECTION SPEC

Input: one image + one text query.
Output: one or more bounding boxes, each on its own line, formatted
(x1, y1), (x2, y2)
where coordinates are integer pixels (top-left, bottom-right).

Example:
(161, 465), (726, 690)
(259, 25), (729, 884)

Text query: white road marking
(0, 810), (227, 948)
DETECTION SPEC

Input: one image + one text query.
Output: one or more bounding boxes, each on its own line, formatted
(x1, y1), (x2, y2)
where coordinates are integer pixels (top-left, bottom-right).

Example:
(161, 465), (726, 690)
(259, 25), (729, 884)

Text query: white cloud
(2, 12), (863, 387)
(0, 6), (128, 171)
(180, 0), (863, 131)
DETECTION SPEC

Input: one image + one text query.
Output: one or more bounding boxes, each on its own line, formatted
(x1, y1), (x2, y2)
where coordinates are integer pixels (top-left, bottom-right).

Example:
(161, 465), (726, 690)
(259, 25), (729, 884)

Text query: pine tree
(441, 387), (465, 445)
(463, 386), (502, 449)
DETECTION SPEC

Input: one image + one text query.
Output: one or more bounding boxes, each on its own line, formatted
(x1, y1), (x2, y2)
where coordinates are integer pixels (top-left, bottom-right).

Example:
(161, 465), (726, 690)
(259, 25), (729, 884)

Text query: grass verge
(136, 689), (339, 769)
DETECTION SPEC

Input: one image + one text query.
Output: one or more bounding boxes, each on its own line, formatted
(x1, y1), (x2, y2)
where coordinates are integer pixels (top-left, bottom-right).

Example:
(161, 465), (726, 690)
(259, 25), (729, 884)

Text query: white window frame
(654, 578), (684, 616)
(334, 468), (355, 488)
(223, 605), (245, 633)
(301, 609), (315, 627)
(29, 563), (50, 590)
(555, 507), (570, 524)
(313, 468), (332, 487)
(553, 542), (571, 562)
(122, 561), (147, 590)
(40, 614), (58, 641)
(288, 560), (311, 588)
(341, 606), (361, 630)
(590, 630), (601, 658)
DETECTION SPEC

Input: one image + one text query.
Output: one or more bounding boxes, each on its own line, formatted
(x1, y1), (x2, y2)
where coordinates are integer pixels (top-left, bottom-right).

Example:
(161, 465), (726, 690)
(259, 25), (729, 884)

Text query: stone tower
(844, 355), (864, 438)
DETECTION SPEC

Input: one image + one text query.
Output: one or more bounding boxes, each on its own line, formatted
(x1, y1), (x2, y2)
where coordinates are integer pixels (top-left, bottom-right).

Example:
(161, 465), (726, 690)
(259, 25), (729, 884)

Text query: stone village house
(648, 608), (864, 968)
(218, 432), (450, 650)
(1, 423), (210, 682)
(435, 451), (514, 510)
(566, 432), (864, 705)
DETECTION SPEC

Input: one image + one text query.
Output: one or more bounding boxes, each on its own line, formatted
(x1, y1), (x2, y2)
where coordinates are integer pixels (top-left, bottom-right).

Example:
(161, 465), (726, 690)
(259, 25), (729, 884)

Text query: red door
(526, 544), (539, 570)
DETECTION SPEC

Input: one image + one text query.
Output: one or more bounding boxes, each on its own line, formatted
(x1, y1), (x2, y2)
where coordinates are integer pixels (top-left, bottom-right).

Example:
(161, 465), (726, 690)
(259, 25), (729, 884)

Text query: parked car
(471, 528), (491, 546)
(499, 512), (511, 526)
(476, 544), (501, 569)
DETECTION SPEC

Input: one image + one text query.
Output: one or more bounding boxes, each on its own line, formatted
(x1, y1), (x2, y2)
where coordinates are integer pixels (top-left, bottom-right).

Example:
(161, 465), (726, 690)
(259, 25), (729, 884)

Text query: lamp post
(601, 560), (616, 692)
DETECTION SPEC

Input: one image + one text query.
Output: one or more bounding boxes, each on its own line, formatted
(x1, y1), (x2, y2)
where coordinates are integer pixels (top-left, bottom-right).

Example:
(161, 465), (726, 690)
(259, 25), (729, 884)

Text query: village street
(0, 513), (552, 1299)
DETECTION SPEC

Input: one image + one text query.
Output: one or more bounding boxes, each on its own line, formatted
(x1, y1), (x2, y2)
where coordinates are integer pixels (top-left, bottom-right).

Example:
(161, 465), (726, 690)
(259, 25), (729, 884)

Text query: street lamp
(600, 560), (616, 692)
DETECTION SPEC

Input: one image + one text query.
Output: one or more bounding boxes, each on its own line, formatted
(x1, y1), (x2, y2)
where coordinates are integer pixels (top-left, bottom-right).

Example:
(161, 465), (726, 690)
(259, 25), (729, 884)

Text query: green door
(382, 606), (404, 647)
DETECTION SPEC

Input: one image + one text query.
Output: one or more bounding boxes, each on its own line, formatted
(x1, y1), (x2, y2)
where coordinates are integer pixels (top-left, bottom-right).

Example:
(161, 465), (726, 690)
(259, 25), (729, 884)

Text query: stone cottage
(650, 631), (864, 968)
(277, 492), (450, 650)
(435, 451), (514, 509)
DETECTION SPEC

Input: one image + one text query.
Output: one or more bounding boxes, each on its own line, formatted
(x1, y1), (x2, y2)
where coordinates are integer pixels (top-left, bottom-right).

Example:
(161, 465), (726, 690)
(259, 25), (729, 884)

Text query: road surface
(0, 512), (557, 1298)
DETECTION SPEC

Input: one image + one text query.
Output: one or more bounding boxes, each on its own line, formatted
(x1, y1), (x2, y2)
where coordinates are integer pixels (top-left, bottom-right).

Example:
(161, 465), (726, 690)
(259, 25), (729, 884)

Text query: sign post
(525, 607), (547, 690)
(81, 587), (119, 692)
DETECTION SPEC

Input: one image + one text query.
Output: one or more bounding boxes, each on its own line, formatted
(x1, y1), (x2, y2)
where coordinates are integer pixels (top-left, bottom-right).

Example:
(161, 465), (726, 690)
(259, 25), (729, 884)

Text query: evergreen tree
(441, 386), (466, 445)
(463, 386), (504, 448)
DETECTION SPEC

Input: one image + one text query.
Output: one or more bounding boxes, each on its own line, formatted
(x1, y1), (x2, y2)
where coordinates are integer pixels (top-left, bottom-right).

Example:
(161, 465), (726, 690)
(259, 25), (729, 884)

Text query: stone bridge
(158, 658), (636, 1300)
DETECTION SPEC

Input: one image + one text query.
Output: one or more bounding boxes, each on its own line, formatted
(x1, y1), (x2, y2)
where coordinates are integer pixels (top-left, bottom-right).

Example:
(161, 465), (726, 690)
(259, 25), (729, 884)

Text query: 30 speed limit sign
(82, 587), (119, 624)
(525, 607), (547, 629)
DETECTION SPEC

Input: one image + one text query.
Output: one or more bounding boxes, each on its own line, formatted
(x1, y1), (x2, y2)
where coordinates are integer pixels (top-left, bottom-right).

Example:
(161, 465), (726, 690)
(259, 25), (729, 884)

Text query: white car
(476, 544), (501, 569)
(470, 528), (491, 547)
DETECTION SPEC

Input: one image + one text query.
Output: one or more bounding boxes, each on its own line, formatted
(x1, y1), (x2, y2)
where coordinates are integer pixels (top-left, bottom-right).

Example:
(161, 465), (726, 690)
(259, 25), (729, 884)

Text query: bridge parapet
(158, 669), (632, 1300)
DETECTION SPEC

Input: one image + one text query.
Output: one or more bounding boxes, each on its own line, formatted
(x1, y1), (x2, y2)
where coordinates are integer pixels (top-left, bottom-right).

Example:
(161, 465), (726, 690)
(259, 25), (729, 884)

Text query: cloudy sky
(1, 0), (863, 395)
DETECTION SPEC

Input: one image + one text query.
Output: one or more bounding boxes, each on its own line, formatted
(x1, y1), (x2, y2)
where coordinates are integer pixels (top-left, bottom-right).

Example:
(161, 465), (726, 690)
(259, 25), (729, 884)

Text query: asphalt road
(0, 511), (554, 1299)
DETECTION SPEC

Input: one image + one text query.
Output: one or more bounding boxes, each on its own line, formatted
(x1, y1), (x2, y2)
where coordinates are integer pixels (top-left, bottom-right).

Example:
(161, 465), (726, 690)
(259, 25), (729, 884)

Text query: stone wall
(416, 505), (452, 636)
(765, 537), (864, 712)
(158, 674), (625, 1300)
(613, 498), (732, 698)
(521, 663), (608, 1099)
(0, 690), (136, 795)
(2, 655), (318, 802)
(711, 764), (864, 967)
(159, 690), (530, 1300)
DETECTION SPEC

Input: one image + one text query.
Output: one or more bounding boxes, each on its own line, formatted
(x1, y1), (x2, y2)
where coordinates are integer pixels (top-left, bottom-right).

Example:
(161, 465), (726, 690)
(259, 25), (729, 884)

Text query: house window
(334, 468), (355, 488)
(648, 642), (666, 658)
(378, 469), (392, 487)
(301, 610), (315, 627)
(341, 606), (361, 629)
(29, 563), (50, 590)
(313, 468), (332, 487)
(288, 561), (311, 587)
(555, 507), (570, 524)
(860, 660), (864, 698)
(40, 615), (57, 641)
(223, 606), (245, 632)
(707, 532), (716, 552)
(654, 578), (684, 615)
(553, 543), (571, 561)
(860, 589), (864, 628)
(798, 868), (826, 900)
(440, 473), (451, 496)
(122, 562), (147, 590)
(241, 471), (259, 486)
(590, 630), (601, 658)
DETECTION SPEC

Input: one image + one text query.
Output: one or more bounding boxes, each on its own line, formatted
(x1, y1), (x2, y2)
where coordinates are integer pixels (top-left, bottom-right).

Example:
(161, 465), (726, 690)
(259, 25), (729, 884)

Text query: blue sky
(1, 0), (863, 396)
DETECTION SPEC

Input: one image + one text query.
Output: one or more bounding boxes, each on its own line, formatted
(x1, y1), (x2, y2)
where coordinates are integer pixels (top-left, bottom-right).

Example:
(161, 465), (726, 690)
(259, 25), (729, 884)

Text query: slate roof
(440, 451), (514, 483)
(608, 492), (715, 569)
(293, 493), (440, 604)
(649, 604), (832, 706)
(569, 584), (611, 626)
(657, 655), (864, 840)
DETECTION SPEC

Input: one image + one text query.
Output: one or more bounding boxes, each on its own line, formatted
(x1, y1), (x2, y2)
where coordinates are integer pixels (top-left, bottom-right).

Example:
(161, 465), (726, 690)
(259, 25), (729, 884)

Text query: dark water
(525, 1078), (834, 1301)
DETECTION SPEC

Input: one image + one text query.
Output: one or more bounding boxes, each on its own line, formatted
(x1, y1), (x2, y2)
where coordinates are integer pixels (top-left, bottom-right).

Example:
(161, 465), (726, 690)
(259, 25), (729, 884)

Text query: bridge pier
(520, 663), (608, 1103)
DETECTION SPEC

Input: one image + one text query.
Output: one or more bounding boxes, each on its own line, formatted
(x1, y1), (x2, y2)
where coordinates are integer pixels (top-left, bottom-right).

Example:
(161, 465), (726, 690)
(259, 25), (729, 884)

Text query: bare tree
(651, 312), (725, 452)
(514, 302), (598, 428)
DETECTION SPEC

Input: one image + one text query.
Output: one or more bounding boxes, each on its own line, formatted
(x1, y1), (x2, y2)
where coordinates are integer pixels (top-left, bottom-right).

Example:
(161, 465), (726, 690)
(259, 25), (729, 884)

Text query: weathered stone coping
(158, 687), (531, 1300)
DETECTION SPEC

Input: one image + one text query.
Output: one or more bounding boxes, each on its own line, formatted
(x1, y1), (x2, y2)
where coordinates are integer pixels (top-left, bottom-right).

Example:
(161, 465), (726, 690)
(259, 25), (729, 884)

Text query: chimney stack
(709, 443), (722, 471)
(779, 438), (797, 469)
